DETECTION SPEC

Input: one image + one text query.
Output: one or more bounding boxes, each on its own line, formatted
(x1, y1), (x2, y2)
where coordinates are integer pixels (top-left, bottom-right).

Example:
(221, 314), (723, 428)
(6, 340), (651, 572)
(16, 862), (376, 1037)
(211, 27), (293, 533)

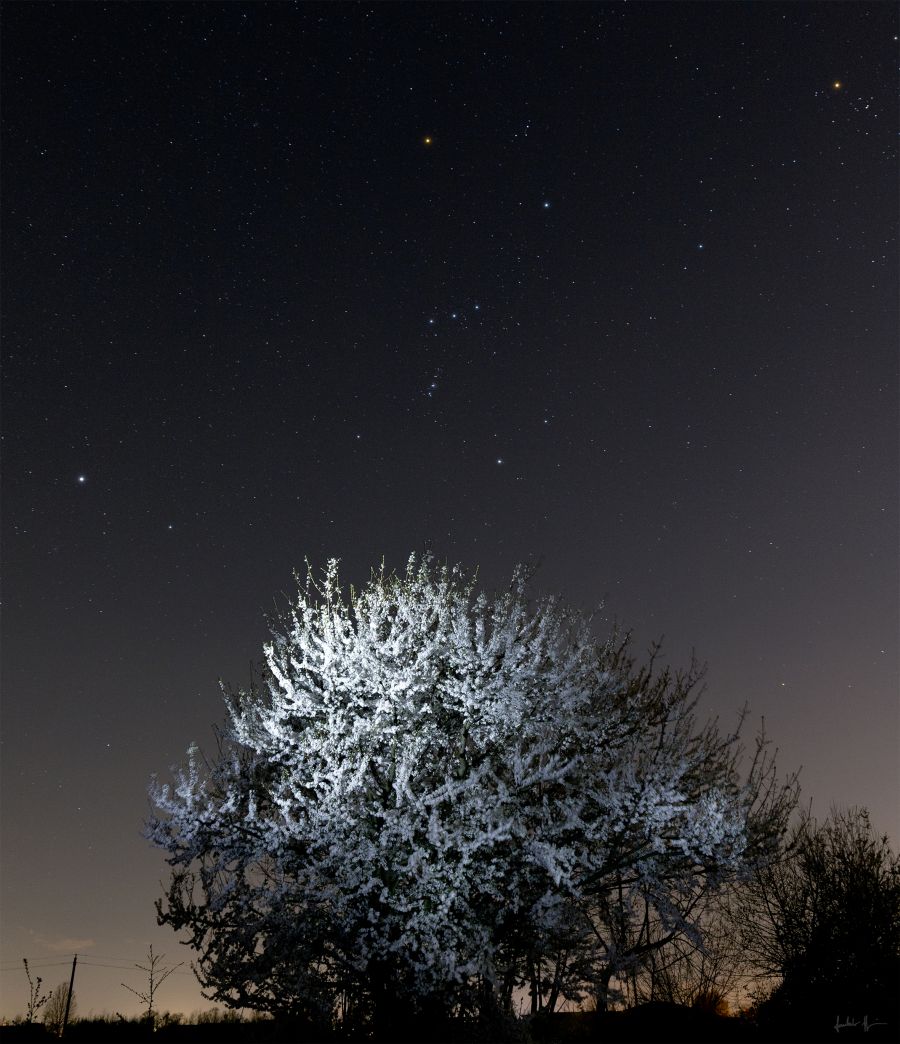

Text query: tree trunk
(369, 959), (403, 1041)
(546, 949), (566, 1013)
(594, 966), (614, 1013)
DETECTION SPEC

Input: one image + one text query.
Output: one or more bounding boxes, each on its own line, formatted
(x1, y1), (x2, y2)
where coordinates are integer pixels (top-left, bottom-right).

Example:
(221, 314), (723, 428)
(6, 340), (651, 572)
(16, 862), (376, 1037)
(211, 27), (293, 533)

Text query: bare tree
(121, 945), (183, 1028)
(742, 806), (900, 1037)
(43, 982), (76, 1036)
(628, 883), (752, 1012)
(22, 959), (50, 1024)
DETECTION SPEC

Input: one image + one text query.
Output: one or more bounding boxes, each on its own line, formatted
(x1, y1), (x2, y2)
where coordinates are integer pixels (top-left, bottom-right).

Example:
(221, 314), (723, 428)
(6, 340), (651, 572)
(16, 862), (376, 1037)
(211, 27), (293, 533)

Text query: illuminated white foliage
(148, 555), (794, 1021)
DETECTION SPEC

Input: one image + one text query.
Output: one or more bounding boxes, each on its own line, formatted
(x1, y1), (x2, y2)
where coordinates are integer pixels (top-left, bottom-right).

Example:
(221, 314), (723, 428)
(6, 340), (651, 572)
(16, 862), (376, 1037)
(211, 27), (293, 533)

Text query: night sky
(1, 1), (897, 1019)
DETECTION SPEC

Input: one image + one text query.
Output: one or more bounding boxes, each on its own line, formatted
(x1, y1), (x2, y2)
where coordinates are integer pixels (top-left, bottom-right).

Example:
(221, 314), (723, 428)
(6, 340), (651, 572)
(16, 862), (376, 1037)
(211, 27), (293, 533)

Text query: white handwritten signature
(834, 1015), (888, 1033)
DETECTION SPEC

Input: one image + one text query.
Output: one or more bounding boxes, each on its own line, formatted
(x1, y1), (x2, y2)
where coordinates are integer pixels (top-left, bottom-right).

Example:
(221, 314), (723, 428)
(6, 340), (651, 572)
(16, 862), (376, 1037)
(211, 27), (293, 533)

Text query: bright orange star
(423, 136), (433, 146)
(832, 80), (843, 90)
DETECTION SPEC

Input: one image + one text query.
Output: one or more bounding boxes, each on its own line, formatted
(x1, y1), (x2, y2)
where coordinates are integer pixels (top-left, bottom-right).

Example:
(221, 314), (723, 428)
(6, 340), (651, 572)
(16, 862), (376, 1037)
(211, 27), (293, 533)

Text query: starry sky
(1, 1), (897, 1020)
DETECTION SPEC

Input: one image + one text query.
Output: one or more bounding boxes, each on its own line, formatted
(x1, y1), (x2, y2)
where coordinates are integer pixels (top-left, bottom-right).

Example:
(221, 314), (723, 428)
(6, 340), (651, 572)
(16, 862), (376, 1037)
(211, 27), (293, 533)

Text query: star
(77, 475), (87, 484)
(423, 135), (433, 146)
(832, 80), (843, 91)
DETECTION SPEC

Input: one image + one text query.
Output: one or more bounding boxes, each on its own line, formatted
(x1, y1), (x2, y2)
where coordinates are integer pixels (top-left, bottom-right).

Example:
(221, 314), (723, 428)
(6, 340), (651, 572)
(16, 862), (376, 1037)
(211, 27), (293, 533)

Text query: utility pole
(61, 954), (77, 1037)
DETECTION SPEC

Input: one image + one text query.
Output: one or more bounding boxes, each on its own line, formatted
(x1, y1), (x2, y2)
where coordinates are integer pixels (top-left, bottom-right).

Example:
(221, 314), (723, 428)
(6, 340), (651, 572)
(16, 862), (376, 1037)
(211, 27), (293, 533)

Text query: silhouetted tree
(746, 806), (900, 1038)
(22, 959), (50, 1024)
(626, 884), (750, 1012)
(43, 982), (76, 1036)
(121, 945), (183, 1029)
(148, 555), (797, 1034)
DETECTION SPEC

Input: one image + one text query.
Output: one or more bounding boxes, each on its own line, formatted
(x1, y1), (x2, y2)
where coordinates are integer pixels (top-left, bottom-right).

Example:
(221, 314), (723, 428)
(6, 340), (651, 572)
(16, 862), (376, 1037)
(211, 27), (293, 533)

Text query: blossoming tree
(148, 555), (796, 1030)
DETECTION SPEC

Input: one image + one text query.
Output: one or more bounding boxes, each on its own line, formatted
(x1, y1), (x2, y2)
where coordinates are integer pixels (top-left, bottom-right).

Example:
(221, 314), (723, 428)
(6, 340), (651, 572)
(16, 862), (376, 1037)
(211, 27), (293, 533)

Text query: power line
(81, 962), (195, 975)
(1, 959), (195, 975)
(3, 953), (191, 967)
(0, 961), (73, 971)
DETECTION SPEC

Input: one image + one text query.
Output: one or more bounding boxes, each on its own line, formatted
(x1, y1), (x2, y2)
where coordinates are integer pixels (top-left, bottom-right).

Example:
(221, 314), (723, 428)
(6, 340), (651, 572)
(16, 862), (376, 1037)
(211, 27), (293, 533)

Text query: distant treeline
(1, 1001), (897, 1044)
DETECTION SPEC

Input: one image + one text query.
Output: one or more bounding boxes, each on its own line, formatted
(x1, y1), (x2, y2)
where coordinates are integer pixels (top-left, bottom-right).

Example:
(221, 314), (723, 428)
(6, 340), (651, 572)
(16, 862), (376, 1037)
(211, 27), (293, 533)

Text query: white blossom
(148, 555), (795, 1020)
